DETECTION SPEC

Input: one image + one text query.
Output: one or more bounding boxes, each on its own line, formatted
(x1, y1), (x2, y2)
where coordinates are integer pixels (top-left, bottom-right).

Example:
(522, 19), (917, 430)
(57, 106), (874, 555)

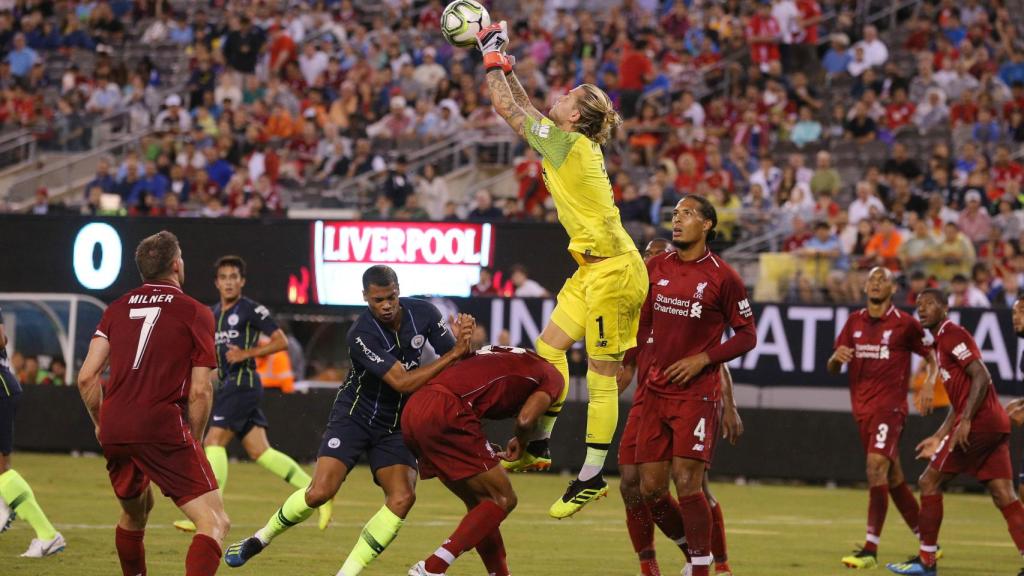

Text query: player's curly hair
(135, 230), (180, 281)
(573, 84), (622, 146)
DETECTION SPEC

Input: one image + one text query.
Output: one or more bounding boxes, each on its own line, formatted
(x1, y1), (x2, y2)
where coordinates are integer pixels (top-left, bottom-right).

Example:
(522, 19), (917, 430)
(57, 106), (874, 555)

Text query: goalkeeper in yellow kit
(476, 22), (648, 518)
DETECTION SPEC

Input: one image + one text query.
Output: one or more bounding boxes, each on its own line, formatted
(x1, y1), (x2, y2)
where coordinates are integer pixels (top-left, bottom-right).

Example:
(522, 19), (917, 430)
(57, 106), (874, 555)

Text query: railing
(5, 131), (150, 209)
(0, 129), (37, 171)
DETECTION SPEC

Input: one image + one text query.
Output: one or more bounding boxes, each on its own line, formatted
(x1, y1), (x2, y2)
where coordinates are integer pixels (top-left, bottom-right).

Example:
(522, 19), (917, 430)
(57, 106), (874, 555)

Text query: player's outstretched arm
(486, 69), (528, 138)
(383, 313), (476, 394)
(506, 71), (543, 121)
(77, 336), (110, 430)
(188, 366), (214, 439)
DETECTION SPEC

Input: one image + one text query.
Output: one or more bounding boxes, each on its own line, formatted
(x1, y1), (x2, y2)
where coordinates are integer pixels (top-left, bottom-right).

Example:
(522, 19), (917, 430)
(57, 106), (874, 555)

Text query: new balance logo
(692, 443), (705, 452)
(657, 279), (670, 286)
(952, 342), (971, 361)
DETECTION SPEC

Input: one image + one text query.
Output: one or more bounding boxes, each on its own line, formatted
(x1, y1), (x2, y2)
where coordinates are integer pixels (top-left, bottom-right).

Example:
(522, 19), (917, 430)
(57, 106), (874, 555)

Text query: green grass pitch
(1, 453), (1022, 575)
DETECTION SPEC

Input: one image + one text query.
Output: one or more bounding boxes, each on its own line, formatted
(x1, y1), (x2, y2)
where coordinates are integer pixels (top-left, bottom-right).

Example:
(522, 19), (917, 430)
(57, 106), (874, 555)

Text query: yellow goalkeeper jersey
(524, 116), (636, 259)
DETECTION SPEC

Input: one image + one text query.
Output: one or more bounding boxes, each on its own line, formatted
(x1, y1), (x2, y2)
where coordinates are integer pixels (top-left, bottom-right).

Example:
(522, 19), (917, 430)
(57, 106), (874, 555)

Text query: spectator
(750, 156), (783, 199)
(912, 88), (949, 133)
(857, 25), (888, 68)
(414, 47), (446, 92)
(884, 86), (916, 132)
(978, 225), (1015, 271)
(381, 155), (414, 208)
(746, 2), (782, 73)
(791, 106), (822, 147)
(784, 216), (812, 251)
(845, 101), (877, 143)
(6, 33), (39, 78)
(415, 164), (449, 221)
(510, 264), (549, 298)
(362, 194), (395, 221)
(298, 42), (329, 87)
(995, 199), (1024, 241)
(467, 189), (504, 221)
(810, 151), (842, 197)
(223, 16), (265, 74)
(883, 142), (923, 183)
(934, 221), (977, 281)
(618, 183), (651, 225)
(822, 33), (851, 77)
(798, 220), (848, 301)
(618, 39), (654, 118)
(154, 94), (192, 133)
(992, 272), (1021, 308)
(742, 183), (775, 237)
(899, 218), (938, 276)
(948, 273), (990, 307)
(958, 190), (992, 243)
(471, 268), (499, 297)
(864, 216), (903, 270)
(848, 181), (886, 225)
(85, 157), (116, 197)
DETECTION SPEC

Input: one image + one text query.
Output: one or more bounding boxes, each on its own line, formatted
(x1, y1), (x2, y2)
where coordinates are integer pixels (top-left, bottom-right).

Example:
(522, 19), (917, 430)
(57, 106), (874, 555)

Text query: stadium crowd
(3, 0), (1024, 305)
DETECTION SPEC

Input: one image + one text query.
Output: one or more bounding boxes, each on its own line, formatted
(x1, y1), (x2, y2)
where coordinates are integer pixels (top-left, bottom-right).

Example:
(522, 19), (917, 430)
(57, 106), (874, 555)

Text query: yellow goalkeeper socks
(579, 370), (619, 481)
(535, 337), (570, 439)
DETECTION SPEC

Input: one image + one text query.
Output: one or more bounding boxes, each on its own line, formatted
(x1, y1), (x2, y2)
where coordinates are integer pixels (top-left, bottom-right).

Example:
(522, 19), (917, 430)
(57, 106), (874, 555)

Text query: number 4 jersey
(93, 281), (217, 445)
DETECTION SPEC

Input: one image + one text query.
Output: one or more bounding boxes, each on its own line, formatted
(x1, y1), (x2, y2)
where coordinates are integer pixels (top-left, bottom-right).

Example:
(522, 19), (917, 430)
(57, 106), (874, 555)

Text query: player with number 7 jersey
(78, 231), (228, 576)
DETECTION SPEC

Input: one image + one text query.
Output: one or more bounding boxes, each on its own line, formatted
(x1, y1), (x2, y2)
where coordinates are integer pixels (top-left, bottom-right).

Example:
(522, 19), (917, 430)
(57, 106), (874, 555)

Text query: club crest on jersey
(854, 330), (863, 338)
(411, 334), (426, 349)
(693, 281), (708, 300)
(228, 314), (239, 327)
(881, 330), (893, 346)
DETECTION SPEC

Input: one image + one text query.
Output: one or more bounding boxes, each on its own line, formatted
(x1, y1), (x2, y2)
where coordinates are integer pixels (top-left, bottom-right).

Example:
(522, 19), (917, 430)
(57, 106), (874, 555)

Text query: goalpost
(0, 293), (108, 385)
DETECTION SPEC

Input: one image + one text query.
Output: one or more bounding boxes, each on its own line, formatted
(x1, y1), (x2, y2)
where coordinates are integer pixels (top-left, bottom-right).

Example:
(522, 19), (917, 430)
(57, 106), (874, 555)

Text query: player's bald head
(644, 238), (670, 261)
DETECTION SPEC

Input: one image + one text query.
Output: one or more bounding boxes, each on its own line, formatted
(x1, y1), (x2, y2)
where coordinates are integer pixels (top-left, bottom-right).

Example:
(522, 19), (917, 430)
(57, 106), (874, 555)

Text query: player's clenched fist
(830, 345), (854, 365)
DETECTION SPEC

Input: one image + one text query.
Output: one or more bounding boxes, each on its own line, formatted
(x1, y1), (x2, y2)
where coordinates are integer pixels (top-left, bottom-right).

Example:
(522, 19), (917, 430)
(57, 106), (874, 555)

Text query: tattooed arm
(486, 69), (528, 138)
(506, 71), (543, 121)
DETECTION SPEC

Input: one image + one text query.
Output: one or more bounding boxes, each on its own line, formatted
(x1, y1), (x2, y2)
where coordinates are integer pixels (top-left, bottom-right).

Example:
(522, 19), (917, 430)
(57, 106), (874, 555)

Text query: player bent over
(224, 266), (474, 576)
(635, 197), (757, 576)
(78, 231), (230, 575)
(887, 289), (1024, 576)
(0, 306), (64, 558)
(404, 346), (565, 576)
(828, 267), (938, 569)
(175, 255), (328, 532)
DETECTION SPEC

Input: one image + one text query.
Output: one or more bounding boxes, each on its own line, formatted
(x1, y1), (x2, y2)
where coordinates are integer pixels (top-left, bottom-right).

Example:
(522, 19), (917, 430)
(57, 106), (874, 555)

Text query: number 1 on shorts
(596, 316), (605, 339)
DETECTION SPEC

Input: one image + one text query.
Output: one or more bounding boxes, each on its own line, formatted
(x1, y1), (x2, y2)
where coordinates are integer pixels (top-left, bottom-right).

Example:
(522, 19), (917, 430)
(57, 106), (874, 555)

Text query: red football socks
(649, 494), (688, 558)
(679, 493), (712, 576)
(918, 494), (943, 567)
(626, 501), (660, 574)
(999, 500), (1024, 555)
(424, 500), (507, 574)
(185, 533), (221, 576)
(710, 500), (728, 563)
(864, 484), (889, 553)
(890, 482), (921, 535)
(475, 528), (510, 576)
(115, 526), (146, 576)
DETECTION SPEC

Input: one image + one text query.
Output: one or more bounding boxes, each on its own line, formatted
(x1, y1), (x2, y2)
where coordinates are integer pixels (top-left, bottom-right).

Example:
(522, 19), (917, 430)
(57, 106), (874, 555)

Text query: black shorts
(210, 385), (268, 438)
(0, 392), (19, 455)
(317, 406), (416, 474)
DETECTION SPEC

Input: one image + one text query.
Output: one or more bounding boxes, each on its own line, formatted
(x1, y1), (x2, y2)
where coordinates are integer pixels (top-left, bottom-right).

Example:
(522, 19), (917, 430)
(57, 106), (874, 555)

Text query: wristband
(483, 51), (506, 73)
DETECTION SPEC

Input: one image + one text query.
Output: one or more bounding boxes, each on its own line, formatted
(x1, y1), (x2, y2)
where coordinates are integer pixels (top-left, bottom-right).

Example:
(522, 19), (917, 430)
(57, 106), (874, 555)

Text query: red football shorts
(930, 429), (1013, 482)
(104, 439), (218, 507)
(635, 394), (719, 464)
(856, 411), (906, 460)
(617, 397), (644, 467)
(401, 387), (499, 483)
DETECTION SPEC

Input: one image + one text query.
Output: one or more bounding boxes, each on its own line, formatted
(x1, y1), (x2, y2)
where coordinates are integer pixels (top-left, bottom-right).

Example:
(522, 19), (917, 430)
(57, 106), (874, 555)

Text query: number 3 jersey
(834, 306), (930, 419)
(93, 281), (217, 445)
(211, 296), (279, 389)
(638, 250), (754, 402)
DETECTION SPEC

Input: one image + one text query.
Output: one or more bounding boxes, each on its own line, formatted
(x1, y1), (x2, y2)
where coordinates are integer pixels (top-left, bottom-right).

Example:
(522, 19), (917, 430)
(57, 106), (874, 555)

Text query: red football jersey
(835, 306), (930, 418)
(932, 320), (1010, 434)
(94, 282), (217, 445)
(425, 346), (564, 420)
(639, 250), (754, 401)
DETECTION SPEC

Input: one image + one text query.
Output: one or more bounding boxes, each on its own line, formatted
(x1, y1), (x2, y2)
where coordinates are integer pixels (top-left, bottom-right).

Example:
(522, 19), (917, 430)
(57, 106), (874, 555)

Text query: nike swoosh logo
(213, 416), (225, 421)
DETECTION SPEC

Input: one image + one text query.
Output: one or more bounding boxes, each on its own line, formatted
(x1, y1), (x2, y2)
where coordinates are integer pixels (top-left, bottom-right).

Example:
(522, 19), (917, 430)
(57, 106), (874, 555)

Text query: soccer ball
(440, 0), (491, 48)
